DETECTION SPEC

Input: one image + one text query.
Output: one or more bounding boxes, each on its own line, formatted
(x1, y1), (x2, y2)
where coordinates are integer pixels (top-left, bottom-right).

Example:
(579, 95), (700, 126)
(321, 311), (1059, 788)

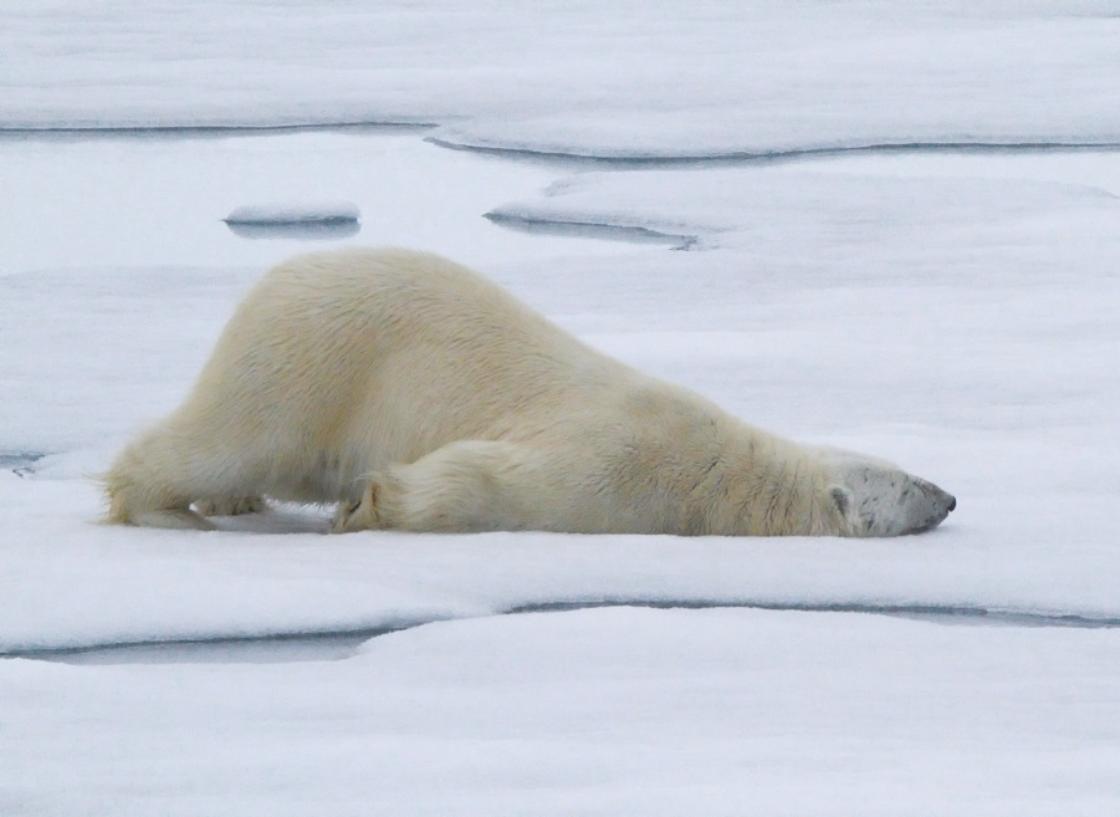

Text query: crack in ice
(7, 602), (1118, 665)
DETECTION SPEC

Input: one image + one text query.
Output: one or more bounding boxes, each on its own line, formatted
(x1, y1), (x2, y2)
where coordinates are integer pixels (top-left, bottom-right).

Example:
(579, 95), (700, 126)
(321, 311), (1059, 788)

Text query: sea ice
(3, 154), (1118, 655)
(4, 4), (1120, 812)
(5, 607), (1119, 816)
(3, 2), (1120, 157)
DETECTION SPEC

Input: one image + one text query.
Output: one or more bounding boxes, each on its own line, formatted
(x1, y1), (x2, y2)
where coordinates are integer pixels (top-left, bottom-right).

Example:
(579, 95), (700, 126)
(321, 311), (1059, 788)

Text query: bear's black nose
(947, 496), (957, 512)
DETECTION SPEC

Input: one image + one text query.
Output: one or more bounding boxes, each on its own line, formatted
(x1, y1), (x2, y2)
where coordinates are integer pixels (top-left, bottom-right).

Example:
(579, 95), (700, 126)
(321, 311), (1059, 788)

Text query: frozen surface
(6, 607), (1120, 816)
(3, 146), (1118, 656)
(4, 4), (1120, 812)
(224, 201), (360, 225)
(488, 161), (1120, 250)
(0, 130), (635, 272)
(4, 466), (1120, 655)
(4, 2), (1120, 157)
(3, 132), (1119, 811)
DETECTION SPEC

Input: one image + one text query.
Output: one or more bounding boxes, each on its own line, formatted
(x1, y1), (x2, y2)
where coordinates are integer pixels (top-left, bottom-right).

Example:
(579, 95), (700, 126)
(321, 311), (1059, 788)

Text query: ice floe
(223, 201), (360, 226)
(4, 2), (1120, 158)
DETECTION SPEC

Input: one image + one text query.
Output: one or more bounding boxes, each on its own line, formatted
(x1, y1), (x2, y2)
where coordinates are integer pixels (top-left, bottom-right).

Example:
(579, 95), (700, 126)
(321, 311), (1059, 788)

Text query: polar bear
(104, 247), (955, 536)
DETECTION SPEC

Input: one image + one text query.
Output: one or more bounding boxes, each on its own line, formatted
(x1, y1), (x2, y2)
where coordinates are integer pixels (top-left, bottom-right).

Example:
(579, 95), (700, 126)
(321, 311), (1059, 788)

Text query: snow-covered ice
(4, 137), (1118, 812)
(5, 148), (1118, 654)
(5, 2), (1120, 158)
(3, 467), (1119, 655)
(488, 162), (1120, 252)
(0, 130), (633, 272)
(3, 2), (1120, 814)
(6, 607), (1119, 817)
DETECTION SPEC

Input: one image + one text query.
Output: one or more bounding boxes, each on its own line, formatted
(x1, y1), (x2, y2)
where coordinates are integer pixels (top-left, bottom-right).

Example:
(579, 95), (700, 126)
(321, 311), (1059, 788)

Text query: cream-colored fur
(104, 247), (955, 536)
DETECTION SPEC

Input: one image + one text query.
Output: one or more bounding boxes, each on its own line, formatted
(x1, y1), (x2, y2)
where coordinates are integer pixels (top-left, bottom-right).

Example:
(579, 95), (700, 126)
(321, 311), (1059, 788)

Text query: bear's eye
(346, 499), (362, 516)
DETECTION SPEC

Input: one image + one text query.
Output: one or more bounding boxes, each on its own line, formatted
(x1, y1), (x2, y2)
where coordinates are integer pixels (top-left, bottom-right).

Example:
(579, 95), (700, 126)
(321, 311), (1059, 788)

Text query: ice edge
(484, 211), (699, 250)
(430, 135), (1120, 166)
(6, 601), (1118, 660)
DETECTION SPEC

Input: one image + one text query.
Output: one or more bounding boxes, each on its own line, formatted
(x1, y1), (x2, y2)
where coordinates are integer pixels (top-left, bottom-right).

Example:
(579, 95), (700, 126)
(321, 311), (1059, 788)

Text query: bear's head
(818, 448), (956, 537)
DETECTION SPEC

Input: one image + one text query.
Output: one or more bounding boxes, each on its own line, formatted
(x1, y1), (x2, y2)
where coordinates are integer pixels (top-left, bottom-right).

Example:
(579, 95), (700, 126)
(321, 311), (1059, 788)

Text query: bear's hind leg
(104, 417), (260, 530)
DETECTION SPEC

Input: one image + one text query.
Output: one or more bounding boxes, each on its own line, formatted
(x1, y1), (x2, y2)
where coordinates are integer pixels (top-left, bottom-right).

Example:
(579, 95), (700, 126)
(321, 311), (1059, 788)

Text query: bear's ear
(829, 486), (851, 517)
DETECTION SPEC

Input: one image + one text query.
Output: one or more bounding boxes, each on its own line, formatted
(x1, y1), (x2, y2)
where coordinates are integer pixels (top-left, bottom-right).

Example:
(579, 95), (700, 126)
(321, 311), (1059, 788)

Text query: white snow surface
(4, 466), (1119, 655)
(4, 4), (1120, 814)
(6, 607), (1119, 817)
(4, 1), (1120, 157)
(224, 201), (360, 225)
(490, 165), (1120, 252)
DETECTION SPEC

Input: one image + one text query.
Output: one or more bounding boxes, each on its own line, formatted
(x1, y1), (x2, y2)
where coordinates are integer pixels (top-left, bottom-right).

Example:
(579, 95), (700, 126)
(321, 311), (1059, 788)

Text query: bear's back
(190, 247), (632, 463)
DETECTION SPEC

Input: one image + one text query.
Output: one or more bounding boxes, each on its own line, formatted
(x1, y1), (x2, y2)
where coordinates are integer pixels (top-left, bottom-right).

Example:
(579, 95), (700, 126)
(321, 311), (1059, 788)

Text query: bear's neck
(700, 420), (832, 536)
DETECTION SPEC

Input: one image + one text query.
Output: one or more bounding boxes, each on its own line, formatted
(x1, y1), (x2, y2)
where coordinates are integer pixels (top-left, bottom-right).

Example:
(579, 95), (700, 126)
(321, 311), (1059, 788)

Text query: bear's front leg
(331, 440), (567, 534)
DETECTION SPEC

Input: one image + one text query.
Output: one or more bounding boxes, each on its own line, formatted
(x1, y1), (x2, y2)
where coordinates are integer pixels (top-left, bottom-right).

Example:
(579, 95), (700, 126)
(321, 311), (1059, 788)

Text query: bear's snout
(909, 478), (956, 532)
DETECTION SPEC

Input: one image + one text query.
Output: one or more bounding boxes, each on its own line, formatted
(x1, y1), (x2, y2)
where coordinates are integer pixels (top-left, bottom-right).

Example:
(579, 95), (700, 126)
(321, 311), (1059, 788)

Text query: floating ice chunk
(223, 201), (360, 226)
(223, 202), (362, 240)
